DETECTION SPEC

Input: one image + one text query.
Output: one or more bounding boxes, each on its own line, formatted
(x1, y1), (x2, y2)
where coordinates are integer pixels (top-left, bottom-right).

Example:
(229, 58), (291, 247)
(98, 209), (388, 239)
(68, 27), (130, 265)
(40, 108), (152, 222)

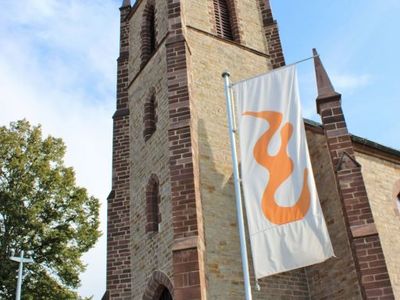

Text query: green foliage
(0, 120), (100, 299)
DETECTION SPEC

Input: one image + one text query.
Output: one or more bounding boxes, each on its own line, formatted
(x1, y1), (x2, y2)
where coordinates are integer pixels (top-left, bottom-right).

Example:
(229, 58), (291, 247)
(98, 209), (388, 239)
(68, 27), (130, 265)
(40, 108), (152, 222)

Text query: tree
(0, 120), (100, 299)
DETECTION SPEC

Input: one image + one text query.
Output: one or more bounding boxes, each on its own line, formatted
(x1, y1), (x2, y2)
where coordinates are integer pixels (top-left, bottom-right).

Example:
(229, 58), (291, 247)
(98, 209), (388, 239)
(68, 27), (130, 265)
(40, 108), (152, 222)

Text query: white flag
(233, 65), (334, 279)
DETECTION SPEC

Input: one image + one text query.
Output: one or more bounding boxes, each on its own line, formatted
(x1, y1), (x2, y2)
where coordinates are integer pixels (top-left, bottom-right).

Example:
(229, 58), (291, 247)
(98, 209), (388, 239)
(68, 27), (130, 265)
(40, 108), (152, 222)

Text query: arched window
(146, 175), (160, 233)
(396, 192), (400, 215)
(143, 93), (157, 141)
(141, 2), (156, 67)
(213, 0), (236, 41)
(393, 180), (400, 216)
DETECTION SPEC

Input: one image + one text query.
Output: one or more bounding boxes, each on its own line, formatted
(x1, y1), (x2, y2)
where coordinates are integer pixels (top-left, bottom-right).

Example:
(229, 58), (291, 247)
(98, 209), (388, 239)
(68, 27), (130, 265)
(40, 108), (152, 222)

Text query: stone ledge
(186, 25), (270, 59)
(351, 223), (378, 238)
(172, 236), (198, 252)
(168, 120), (191, 132)
(112, 108), (130, 119)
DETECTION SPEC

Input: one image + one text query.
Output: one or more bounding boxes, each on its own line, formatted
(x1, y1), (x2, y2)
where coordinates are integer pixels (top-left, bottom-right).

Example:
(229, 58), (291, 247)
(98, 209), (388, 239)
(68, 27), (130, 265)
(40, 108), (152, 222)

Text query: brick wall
(166, 0), (206, 298)
(316, 72), (394, 298)
(106, 4), (132, 299)
(305, 128), (363, 299)
(355, 151), (400, 298)
(354, 235), (393, 298)
(257, 0), (285, 69)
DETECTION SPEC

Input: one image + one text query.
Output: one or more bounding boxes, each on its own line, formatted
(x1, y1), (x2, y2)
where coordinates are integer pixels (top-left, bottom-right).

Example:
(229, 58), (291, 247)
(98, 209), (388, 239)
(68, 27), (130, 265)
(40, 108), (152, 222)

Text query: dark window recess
(143, 94), (157, 141)
(141, 3), (156, 67)
(148, 6), (156, 53)
(145, 175), (160, 233)
(213, 0), (234, 40)
(397, 193), (400, 211)
(159, 288), (173, 300)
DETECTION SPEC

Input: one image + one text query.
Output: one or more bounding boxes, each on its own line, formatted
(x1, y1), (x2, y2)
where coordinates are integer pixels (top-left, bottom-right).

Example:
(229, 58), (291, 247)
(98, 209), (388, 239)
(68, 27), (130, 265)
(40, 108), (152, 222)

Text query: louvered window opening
(148, 6), (156, 54)
(141, 4), (156, 68)
(213, 0), (234, 40)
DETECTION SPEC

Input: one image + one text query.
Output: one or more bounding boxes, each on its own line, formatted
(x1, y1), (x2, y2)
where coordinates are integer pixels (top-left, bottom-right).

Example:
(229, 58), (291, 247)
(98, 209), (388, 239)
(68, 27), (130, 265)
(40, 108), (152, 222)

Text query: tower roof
(312, 48), (340, 99)
(121, 0), (131, 8)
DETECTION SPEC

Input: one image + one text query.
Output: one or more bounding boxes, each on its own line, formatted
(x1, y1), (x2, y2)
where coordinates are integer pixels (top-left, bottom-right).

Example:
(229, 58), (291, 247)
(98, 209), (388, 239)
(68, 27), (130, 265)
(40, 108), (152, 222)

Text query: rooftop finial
(121, 0), (131, 8)
(313, 48), (340, 99)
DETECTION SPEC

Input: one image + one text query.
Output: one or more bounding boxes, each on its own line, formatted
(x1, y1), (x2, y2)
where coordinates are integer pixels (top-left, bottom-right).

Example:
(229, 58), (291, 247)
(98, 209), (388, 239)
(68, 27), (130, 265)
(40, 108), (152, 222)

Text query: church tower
(105, 0), (398, 299)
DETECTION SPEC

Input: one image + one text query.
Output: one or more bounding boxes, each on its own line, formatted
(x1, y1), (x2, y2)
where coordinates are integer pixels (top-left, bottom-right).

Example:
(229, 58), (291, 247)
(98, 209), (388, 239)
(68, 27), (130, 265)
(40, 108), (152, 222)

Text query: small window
(397, 193), (400, 212)
(143, 93), (157, 141)
(141, 2), (157, 67)
(213, 0), (234, 40)
(393, 180), (400, 216)
(145, 175), (160, 233)
(147, 5), (156, 53)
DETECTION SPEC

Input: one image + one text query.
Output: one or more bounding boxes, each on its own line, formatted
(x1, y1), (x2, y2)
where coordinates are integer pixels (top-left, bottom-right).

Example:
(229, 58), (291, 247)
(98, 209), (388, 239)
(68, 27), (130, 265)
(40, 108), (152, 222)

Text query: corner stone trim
(335, 151), (361, 171)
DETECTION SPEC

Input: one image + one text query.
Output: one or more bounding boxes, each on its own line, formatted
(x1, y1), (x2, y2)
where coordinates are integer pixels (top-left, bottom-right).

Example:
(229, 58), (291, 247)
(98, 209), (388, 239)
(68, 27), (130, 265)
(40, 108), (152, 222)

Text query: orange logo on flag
(243, 111), (310, 225)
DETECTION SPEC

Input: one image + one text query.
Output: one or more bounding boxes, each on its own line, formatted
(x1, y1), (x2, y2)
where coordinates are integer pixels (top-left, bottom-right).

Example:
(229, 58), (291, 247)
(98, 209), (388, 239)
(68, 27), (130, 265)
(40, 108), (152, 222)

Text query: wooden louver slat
(213, 0), (234, 40)
(148, 5), (156, 53)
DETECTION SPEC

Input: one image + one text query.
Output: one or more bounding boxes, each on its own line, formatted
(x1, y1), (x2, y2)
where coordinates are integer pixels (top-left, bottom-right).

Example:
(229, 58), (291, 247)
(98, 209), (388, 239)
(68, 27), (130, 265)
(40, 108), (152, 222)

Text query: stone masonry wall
(185, 18), (311, 298)
(355, 151), (400, 298)
(128, 2), (173, 296)
(305, 129), (363, 299)
(106, 5), (132, 299)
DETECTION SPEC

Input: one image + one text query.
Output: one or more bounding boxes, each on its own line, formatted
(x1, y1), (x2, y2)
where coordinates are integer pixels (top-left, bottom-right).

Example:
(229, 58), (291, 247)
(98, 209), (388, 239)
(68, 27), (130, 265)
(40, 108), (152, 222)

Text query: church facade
(104, 0), (400, 299)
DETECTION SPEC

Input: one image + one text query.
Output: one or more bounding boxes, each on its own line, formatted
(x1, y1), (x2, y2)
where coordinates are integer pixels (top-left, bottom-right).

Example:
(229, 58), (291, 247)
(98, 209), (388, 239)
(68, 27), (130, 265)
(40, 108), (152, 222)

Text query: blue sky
(273, 0), (400, 149)
(0, 0), (398, 299)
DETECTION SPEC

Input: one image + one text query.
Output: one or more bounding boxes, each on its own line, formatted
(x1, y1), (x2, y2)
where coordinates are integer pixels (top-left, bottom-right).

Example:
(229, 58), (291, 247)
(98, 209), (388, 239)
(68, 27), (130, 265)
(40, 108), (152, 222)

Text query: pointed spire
(121, 0), (131, 8)
(313, 48), (340, 99)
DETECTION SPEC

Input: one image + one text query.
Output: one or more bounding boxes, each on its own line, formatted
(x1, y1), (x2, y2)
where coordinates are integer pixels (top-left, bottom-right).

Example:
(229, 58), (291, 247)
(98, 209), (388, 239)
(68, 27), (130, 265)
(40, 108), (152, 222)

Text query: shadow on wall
(197, 118), (310, 299)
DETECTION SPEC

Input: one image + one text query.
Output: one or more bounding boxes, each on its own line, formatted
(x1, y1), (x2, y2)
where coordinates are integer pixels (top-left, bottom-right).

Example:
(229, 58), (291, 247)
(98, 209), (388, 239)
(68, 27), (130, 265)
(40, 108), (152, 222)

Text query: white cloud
(0, 1), (120, 299)
(331, 73), (372, 92)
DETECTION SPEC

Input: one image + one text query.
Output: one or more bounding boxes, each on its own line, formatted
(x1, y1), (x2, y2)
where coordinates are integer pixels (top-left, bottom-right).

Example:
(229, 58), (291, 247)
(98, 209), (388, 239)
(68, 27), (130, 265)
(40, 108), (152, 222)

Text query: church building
(104, 0), (400, 299)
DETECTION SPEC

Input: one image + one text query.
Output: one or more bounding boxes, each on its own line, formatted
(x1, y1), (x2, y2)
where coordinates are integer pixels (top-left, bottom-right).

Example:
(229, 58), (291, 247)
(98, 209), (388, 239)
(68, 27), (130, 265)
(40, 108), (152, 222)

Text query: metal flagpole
(15, 251), (24, 300)
(222, 71), (253, 300)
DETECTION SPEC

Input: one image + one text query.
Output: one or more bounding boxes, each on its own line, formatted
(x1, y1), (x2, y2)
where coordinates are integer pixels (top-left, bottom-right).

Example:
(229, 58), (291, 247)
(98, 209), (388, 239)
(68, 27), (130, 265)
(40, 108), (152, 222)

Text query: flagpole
(222, 71), (253, 300)
(10, 250), (34, 300)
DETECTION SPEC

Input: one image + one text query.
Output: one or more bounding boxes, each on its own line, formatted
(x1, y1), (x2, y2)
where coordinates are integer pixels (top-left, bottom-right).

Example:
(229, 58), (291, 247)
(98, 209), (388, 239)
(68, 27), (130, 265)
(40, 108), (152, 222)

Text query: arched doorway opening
(158, 286), (173, 300)
(142, 270), (174, 300)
